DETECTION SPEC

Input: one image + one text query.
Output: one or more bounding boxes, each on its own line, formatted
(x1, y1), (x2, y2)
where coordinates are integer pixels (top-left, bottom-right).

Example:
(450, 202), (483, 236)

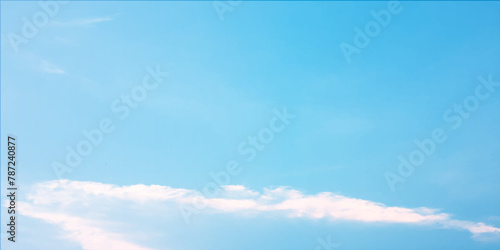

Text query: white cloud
(16, 180), (500, 249)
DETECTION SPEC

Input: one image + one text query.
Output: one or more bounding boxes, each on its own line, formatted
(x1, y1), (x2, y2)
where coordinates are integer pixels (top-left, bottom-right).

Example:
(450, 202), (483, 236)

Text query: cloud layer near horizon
(14, 180), (500, 249)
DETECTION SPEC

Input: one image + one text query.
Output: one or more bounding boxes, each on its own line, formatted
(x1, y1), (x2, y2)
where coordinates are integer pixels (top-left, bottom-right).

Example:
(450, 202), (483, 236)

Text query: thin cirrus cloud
(39, 60), (65, 74)
(17, 180), (500, 249)
(50, 16), (115, 27)
(10, 51), (66, 75)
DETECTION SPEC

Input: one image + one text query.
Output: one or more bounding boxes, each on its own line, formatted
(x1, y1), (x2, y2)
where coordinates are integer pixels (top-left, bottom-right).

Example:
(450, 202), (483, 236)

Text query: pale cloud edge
(13, 180), (500, 249)
(18, 202), (153, 250)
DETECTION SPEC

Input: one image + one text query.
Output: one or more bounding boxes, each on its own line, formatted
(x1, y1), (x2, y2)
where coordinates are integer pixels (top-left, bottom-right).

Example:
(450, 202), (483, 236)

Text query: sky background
(1, 1), (500, 250)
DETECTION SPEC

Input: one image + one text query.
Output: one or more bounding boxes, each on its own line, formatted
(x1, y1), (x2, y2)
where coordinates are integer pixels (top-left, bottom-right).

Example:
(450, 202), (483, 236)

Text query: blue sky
(1, 1), (500, 249)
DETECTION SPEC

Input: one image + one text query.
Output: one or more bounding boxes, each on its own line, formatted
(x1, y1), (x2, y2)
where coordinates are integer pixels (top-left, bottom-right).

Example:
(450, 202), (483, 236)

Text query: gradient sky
(1, 1), (500, 250)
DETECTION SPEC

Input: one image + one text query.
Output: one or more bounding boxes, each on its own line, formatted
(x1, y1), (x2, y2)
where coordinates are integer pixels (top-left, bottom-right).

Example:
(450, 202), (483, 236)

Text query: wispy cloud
(18, 202), (153, 250)
(40, 60), (65, 74)
(50, 16), (115, 27)
(19, 179), (500, 248)
(8, 51), (66, 75)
